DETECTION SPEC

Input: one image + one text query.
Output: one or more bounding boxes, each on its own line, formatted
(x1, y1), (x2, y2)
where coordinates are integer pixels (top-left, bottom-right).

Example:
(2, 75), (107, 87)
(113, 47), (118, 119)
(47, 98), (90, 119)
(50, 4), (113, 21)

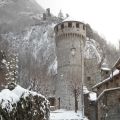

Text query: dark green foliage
(0, 93), (50, 120)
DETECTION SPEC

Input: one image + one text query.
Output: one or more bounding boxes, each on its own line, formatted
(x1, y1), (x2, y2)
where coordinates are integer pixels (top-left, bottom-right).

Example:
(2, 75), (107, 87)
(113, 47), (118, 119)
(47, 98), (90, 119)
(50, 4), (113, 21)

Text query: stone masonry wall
(55, 21), (86, 110)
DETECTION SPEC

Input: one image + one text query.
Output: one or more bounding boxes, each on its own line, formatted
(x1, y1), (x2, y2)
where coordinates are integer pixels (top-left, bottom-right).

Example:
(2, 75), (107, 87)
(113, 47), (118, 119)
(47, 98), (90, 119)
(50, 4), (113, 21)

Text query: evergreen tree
(2, 54), (19, 87)
(58, 10), (64, 19)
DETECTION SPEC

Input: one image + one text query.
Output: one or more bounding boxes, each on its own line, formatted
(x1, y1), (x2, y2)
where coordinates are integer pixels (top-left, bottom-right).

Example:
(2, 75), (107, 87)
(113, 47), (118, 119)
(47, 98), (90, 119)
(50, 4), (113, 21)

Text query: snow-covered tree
(2, 54), (19, 87)
(0, 50), (7, 90)
(58, 10), (64, 19)
(0, 85), (50, 120)
(70, 81), (81, 113)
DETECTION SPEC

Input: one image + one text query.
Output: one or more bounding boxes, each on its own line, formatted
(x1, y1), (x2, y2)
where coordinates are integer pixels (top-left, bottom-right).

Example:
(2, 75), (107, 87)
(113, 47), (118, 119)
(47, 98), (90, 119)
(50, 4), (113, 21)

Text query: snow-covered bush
(0, 84), (50, 120)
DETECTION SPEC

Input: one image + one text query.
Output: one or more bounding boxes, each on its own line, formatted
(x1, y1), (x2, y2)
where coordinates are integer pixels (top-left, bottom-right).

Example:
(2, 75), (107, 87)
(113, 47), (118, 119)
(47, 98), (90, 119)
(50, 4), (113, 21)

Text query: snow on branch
(0, 85), (50, 120)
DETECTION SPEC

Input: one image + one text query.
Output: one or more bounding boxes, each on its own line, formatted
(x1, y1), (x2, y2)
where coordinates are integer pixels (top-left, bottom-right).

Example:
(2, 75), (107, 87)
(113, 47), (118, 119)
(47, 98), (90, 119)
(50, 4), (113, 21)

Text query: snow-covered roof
(97, 87), (120, 101)
(93, 57), (120, 89)
(113, 56), (120, 68)
(83, 86), (90, 94)
(101, 67), (111, 71)
(110, 69), (119, 77)
(89, 92), (97, 101)
(92, 69), (120, 89)
(101, 62), (110, 71)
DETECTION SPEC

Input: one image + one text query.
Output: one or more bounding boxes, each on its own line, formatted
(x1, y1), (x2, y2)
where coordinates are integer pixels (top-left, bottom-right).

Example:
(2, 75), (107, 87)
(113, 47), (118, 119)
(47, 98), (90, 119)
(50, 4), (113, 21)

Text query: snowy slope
(0, 21), (104, 91)
(0, 22), (57, 90)
(84, 38), (103, 63)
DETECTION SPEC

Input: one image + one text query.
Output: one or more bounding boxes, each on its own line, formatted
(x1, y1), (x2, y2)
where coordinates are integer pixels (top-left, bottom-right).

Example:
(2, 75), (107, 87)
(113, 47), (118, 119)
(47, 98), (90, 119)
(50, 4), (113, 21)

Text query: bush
(0, 85), (50, 120)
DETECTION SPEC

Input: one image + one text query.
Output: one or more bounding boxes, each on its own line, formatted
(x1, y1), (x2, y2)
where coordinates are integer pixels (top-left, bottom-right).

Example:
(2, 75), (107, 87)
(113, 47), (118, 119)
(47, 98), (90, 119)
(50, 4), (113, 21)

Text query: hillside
(0, 21), (109, 92)
(86, 24), (119, 67)
(0, 0), (119, 93)
(0, 0), (45, 33)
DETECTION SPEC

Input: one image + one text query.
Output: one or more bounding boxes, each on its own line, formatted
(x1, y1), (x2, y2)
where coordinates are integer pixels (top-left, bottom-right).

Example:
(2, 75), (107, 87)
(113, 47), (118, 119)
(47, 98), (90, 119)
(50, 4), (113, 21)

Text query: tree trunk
(74, 89), (78, 113)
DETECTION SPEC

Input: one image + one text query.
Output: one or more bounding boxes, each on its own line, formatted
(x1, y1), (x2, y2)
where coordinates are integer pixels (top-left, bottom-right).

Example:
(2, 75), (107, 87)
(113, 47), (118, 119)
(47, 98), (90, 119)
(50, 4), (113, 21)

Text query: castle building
(54, 18), (86, 110)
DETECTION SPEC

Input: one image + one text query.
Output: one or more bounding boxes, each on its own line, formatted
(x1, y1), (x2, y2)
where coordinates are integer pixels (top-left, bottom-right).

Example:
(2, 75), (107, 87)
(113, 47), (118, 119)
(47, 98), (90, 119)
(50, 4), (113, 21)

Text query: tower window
(76, 23), (79, 28)
(68, 22), (72, 27)
(87, 76), (91, 81)
(61, 24), (64, 29)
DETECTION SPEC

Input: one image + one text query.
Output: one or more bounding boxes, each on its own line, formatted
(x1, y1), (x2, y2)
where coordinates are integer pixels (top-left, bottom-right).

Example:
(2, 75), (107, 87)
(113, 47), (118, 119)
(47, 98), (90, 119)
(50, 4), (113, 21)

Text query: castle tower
(54, 18), (86, 110)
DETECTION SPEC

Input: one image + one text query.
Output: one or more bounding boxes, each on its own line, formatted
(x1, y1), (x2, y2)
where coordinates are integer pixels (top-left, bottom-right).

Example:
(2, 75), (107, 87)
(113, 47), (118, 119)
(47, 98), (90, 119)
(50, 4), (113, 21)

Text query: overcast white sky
(36, 0), (120, 48)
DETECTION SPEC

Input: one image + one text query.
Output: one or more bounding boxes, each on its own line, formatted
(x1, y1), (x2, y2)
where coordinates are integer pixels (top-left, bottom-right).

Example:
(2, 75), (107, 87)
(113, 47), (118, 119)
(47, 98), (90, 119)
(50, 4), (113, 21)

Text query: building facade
(93, 57), (120, 120)
(54, 19), (86, 110)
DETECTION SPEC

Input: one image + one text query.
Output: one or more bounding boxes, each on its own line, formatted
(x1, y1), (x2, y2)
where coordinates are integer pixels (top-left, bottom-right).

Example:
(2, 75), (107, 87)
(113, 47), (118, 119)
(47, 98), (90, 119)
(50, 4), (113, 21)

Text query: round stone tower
(54, 18), (86, 110)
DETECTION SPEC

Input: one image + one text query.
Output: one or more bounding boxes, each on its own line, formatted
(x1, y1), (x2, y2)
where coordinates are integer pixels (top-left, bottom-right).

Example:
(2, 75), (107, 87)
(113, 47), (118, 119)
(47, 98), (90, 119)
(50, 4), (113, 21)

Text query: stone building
(43, 8), (51, 20)
(54, 18), (86, 110)
(92, 57), (120, 120)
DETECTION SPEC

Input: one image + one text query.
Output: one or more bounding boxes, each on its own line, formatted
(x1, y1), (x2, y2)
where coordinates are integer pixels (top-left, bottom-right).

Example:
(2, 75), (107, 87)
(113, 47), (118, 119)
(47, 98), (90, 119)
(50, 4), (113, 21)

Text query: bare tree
(70, 80), (81, 113)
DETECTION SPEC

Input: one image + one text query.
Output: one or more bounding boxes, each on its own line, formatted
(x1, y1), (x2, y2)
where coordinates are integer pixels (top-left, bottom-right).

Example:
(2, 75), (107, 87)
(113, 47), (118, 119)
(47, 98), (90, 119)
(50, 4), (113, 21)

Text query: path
(50, 109), (88, 120)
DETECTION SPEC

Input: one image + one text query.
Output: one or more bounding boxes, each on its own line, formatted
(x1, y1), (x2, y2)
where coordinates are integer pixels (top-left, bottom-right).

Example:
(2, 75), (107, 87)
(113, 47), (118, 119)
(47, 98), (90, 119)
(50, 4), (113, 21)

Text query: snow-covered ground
(50, 109), (89, 120)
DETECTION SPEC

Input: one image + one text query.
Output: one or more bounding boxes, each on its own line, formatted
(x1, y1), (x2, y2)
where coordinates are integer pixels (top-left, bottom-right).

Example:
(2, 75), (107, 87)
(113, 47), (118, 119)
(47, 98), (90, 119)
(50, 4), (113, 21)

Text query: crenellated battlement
(54, 21), (86, 39)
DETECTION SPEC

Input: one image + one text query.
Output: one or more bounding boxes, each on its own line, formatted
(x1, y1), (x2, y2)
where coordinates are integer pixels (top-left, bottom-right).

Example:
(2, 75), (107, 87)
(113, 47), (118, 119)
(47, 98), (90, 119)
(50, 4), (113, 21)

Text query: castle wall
(54, 21), (86, 110)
